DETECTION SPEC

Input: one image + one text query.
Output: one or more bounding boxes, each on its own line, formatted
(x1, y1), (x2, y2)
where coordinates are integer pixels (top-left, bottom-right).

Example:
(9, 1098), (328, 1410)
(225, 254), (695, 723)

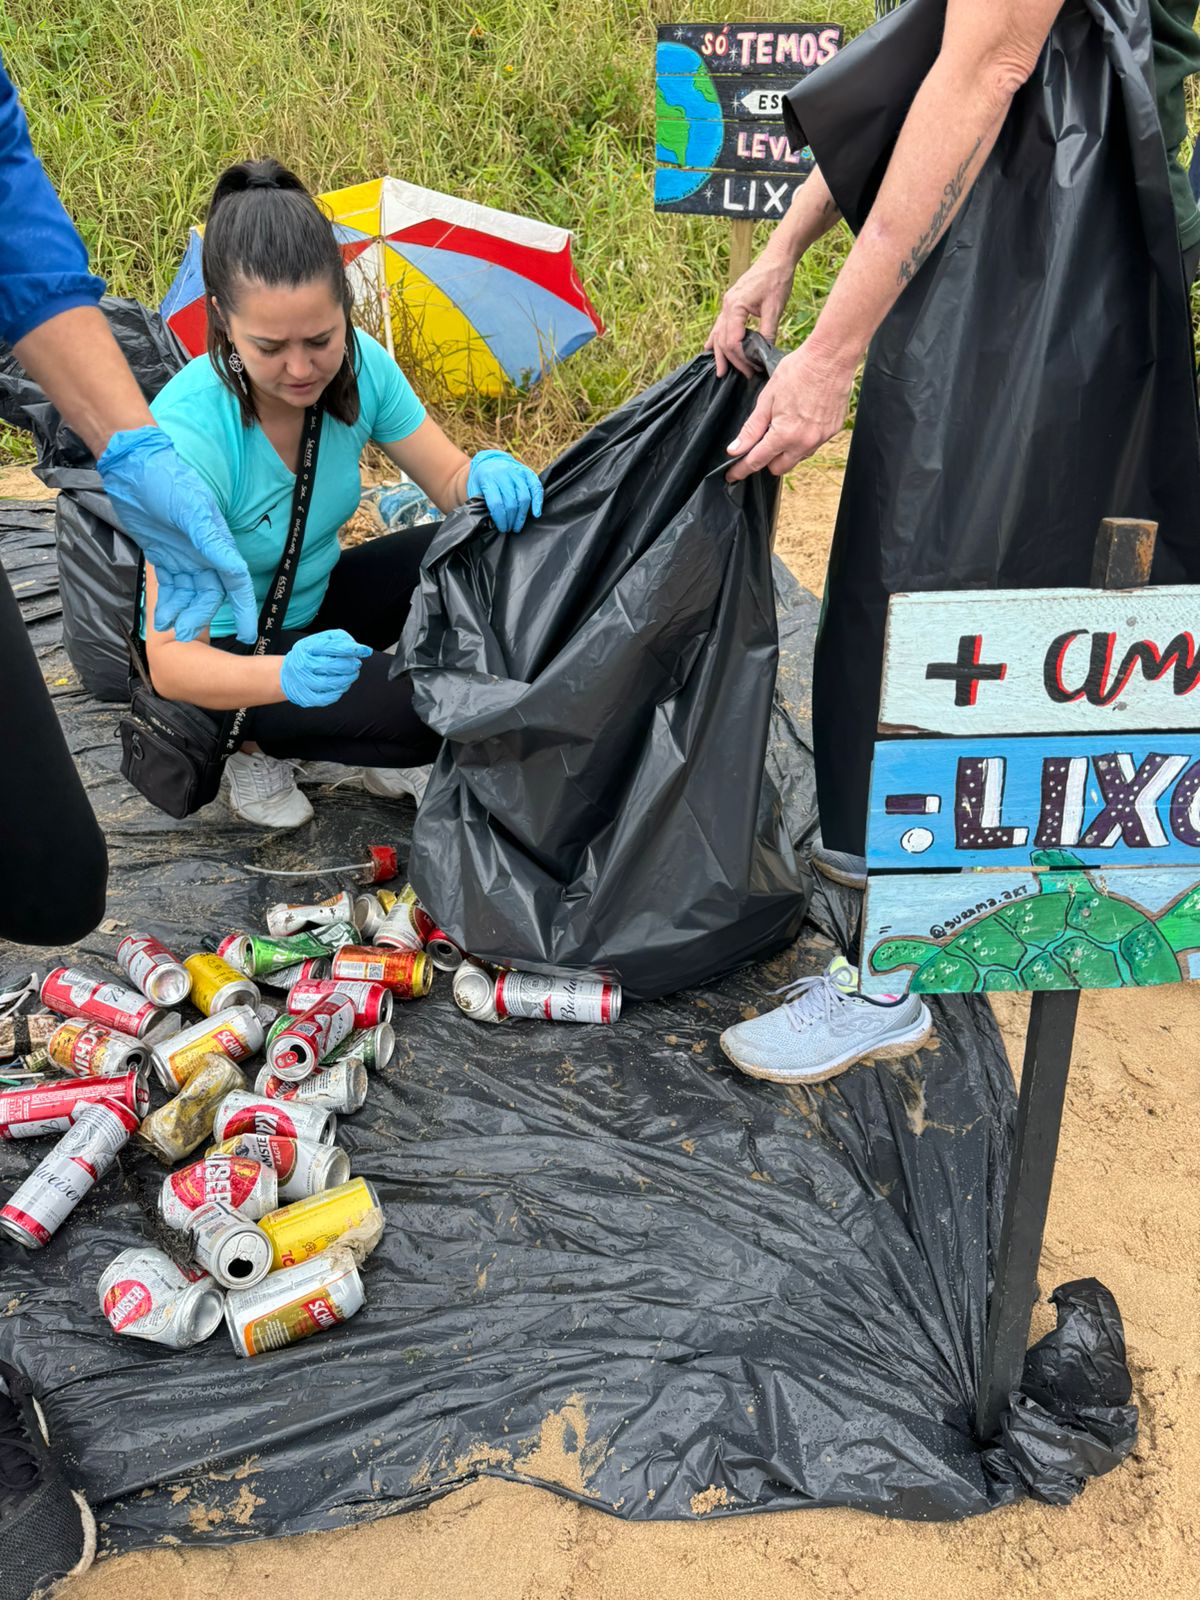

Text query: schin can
(266, 890), (360, 937)
(352, 890), (397, 940)
(40, 968), (170, 1040)
(138, 1057), (247, 1166)
(258, 958), (330, 994)
(0, 1071), (150, 1141)
(331, 946), (432, 999)
(265, 996), (356, 1080)
(285, 980), (393, 1029)
(253, 1059), (368, 1115)
(374, 898), (436, 953)
(0, 1098), (140, 1247)
(47, 1018), (146, 1078)
(116, 934), (192, 1007)
(150, 1006), (264, 1093)
(160, 1154), (278, 1227)
(186, 1199), (273, 1289)
(426, 931), (465, 972)
(218, 931), (330, 979)
(258, 1177), (381, 1270)
(183, 954), (261, 1016)
(323, 1023), (395, 1072)
(98, 1246), (225, 1348)
(493, 970), (621, 1025)
(225, 1246), (363, 1358)
(451, 962), (502, 1023)
(208, 1133), (350, 1202)
(213, 1091), (336, 1147)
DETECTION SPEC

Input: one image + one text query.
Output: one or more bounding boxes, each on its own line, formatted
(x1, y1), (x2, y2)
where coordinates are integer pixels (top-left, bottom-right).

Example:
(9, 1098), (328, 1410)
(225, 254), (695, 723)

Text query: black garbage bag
(398, 336), (808, 999)
(783, 0), (1200, 852)
(0, 295), (187, 700)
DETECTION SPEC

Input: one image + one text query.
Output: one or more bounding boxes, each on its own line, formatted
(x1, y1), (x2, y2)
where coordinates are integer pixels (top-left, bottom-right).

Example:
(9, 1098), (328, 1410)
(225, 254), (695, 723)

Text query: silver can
(258, 957), (331, 993)
(452, 962), (501, 1023)
(98, 1246), (225, 1348)
(213, 1090), (337, 1146)
(311, 920), (361, 955)
(426, 931), (465, 972)
(284, 980), (393, 1029)
(159, 1153), (278, 1226)
(266, 891), (359, 937)
(208, 1132), (350, 1201)
(225, 1246), (364, 1358)
(254, 1058), (368, 1114)
(0, 1098), (139, 1248)
(116, 934), (192, 1007)
(187, 1199), (273, 1289)
(323, 1022), (395, 1072)
(493, 970), (621, 1024)
(151, 1006), (264, 1094)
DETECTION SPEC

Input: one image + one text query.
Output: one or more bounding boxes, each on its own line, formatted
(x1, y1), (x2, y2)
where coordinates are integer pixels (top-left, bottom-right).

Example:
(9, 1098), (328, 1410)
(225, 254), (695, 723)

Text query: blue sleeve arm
(0, 54), (105, 346)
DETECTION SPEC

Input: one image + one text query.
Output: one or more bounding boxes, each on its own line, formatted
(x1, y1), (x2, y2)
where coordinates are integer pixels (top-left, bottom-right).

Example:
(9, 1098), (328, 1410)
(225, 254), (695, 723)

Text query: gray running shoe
(810, 839), (868, 890)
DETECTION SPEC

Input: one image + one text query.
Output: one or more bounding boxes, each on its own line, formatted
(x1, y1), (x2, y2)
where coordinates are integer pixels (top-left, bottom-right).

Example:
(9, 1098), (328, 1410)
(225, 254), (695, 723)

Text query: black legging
(212, 525), (442, 769)
(0, 567), (107, 944)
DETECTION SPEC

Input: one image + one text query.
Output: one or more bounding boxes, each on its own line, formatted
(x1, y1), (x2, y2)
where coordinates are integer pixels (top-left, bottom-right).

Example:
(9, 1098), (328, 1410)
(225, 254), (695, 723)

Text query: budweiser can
(160, 1154), (278, 1226)
(452, 962), (501, 1023)
(374, 898), (435, 953)
(331, 946), (432, 999)
(213, 1091), (336, 1146)
(259, 958), (330, 994)
(98, 1246), (225, 1348)
(494, 970), (621, 1024)
(117, 934), (192, 1006)
(258, 1177), (381, 1270)
(352, 891), (398, 940)
(186, 1199), (272, 1289)
(151, 1006), (263, 1093)
(1, 1071), (149, 1140)
(40, 968), (168, 1039)
(226, 1246), (363, 1358)
(0, 1099), (139, 1247)
(285, 980), (392, 1028)
(184, 954), (261, 1015)
(47, 1018), (145, 1078)
(208, 1133), (350, 1201)
(426, 931), (465, 972)
(218, 931), (330, 979)
(254, 1059), (368, 1114)
(324, 1023), (395, 1072)
(138, 1057), (247, 1166)
(266, 891), (360, 937)
(265, 996), (355, 1080)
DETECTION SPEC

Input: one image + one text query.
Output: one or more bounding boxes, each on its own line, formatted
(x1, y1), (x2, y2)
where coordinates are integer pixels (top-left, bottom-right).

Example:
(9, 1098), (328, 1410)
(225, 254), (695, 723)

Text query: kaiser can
(225, 1246), (363, 1358)
(213, 1090), (336, 1146)
(426, 930), (465, 972)
(98, 1246), (225, 1348)
(47, 1018), (146, 1078)
(266, 996), (356, 1080)
(160, 1154), (278, 1226)
(285, 980), (392, 1028)
(186, 1199), (273, 1289)
(451, 962), (501, 1023)
(184, 954), (261, 1016)
(151, 1006), (263, 1093)
(266, 890), (359, 937)
(208, 1133), (350, 1201)
(138, 1057), (247, 1166)
(323, 1023), (395, 1072)
(258, 1177), (381, 1270)
(218, 931), (330, 979)
(116, 934), (192, 1006)
(254, 1059), (367, 1114)
(0, 1099), (139, 1247)
(494, 970), (621, 1025)
(331, 946), (432, 999)
(1, 1071), (149, 1141)
(40, 967), (168, 1039)
(374, 898), (435, 953)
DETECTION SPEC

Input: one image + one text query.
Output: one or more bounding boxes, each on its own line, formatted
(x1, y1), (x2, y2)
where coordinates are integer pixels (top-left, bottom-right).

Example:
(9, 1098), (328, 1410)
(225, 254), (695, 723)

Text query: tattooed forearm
(896, 136), (983, 287)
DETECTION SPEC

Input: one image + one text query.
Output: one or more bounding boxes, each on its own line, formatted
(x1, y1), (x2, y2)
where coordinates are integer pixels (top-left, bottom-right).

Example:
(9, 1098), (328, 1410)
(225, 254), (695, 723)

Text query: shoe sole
(720, 1009), (934, 1085)
(811, 857), (868, 891)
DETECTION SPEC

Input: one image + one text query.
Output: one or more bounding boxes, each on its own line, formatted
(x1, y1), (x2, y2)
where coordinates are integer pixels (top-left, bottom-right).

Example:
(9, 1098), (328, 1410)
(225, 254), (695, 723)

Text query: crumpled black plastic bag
(397, 335), (808, 999)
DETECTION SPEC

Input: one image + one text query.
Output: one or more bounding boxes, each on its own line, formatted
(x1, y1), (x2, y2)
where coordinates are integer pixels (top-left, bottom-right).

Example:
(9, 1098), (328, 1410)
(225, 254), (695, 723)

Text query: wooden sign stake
(975, 516), (1158, 1442)
(729, 218), (754, 286)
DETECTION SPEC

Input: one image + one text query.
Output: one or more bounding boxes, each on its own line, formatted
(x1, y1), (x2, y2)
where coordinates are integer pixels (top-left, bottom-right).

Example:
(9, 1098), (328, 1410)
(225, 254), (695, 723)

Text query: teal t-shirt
(149, 330), (426, 638)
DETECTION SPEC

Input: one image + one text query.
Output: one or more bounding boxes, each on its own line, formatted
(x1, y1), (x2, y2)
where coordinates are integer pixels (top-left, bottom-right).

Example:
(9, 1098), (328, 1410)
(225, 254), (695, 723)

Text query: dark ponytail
(203, 157), (360, 427)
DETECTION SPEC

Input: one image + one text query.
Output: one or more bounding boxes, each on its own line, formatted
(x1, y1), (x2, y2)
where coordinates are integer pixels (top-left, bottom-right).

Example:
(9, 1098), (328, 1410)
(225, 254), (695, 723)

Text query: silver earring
(228, 348), (244, 375)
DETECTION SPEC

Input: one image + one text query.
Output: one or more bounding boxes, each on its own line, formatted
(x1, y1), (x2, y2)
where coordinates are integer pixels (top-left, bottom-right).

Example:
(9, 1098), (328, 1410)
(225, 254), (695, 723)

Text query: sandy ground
(6, 446), (1196, 1599)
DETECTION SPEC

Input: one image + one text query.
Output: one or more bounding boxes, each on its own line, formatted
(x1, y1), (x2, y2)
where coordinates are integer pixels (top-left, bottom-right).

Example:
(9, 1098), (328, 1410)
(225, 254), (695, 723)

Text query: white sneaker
(719, 955), (933, 1085)
(225, 751), (314, 830)
(362, 764), (431, 806)
(295, 761), (365, 789)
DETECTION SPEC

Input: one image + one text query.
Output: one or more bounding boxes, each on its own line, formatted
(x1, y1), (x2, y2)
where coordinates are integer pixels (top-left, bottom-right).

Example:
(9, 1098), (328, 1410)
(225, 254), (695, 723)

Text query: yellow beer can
(184, 954), (261, 1016)
(257, 1176), (381, 1270)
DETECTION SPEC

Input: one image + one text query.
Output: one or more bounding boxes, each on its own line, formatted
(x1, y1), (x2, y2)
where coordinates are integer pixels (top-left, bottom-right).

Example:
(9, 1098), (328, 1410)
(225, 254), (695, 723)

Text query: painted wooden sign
(877, 587), (1200, 735)
(655, 22), (840, 217)
(867, 734), (1200, 870)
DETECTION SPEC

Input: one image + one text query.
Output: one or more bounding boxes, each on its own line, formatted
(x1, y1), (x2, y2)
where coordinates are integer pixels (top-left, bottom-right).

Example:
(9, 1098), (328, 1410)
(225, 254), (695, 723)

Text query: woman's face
(218, 277), (347, 411)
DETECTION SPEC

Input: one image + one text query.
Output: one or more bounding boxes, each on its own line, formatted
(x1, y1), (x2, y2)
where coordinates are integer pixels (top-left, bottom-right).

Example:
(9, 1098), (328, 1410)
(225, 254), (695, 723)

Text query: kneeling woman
(144, 158), (541, 828)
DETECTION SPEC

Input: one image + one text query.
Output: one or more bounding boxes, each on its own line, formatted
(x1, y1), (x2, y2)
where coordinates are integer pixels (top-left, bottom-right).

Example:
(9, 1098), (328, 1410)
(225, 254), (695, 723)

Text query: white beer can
(0, 1099), (139, 1248)
(98, 1246), (225, 1348)
(225, 1246), (364, 1358)
(254, 1059), (368, 1114)
(159, 1154), (278, 1226)
(208, 1132), (350, 1201)
(116, 934), (192, 1006)
(266, 891), (359, 937)
(187, 1199), (273, 1289)
(213, 1090), (337, 1146)
(151, 1006), (264, 1093)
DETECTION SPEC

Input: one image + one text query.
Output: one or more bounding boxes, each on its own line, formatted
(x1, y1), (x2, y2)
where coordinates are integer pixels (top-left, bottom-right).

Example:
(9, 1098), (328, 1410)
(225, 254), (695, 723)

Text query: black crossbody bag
(118, 405), (323, 819)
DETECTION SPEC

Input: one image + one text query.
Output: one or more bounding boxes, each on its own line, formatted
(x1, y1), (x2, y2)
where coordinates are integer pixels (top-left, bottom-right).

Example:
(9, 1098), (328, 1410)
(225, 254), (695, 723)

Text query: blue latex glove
(280, 630), (372, 708)
(97, 426), (260, 644)
(467, 449), (544, 534)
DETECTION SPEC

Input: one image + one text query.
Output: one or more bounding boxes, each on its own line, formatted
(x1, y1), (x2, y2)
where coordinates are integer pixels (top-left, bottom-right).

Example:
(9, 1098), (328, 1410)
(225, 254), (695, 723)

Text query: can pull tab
(275, 1050), (301, 1072)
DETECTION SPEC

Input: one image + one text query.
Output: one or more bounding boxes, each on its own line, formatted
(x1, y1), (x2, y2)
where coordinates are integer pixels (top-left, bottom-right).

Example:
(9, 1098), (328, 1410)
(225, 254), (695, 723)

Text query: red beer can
(0, 1098), (140, 1247)
(284, 980), (393, 1028)
(0, 1071), (150, 1141)
(40, 968), (167, 1039)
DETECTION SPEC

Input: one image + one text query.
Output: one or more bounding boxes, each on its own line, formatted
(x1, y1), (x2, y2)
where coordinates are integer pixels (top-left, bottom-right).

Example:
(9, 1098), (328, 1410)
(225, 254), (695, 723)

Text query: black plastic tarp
(0, 503), (1134, 1554)
(783, 0), (1200, 853)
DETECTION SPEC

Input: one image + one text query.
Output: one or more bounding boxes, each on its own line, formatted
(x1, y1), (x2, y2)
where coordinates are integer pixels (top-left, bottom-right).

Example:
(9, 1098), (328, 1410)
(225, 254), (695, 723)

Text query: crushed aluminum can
(309, 920), (360, 956)
(266, 996), (356, 1081)
(374, 898), (436, 953)
(138, 1056), (248, 1166)
(330, 946), (432, 999)
(426, 930), (465, 972)
(116, 935), (192, 1007)
(225, 1245), (363, 1358)
(0, 1098), (139, 1247)
(451, 962), (502, 1023)
(150, 1006), (263, 1094)
(40, 968), (171, 1040)
(257, 957), (329, 994)
(47, 1018), (146, 1079)
(208, 1133), (350, 1201)
(217, 931), (330, 979)
(160, 1154), (278, 1226)
(98, 1246), (225, 1348)
(284, 980), (392, 1028)
(266, 890), (361, 938)
(351, 890), (398, 940)
(186, 1199), (273, 1289)
(254, 1058), (368, 1114)
(213, 1090), (336, 1147)
(183, 954), (261, 1016)
(258, 1177), (381, 1270)
(0, 1071), (150, 1140)
(323, 1023), (395, 1072)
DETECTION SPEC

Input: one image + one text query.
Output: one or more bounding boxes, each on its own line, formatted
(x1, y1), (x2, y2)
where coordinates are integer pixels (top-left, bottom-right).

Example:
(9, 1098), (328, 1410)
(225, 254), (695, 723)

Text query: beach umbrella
(161, 176), (604, 397)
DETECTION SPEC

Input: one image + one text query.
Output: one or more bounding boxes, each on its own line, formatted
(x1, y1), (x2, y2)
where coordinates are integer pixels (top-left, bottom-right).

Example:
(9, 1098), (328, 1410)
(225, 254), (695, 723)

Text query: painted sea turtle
(869, 850), (1200, 993)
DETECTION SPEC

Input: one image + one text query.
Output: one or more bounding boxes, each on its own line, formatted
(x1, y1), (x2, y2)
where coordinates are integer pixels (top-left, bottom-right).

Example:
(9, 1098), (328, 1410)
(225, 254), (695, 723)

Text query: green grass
(0, 0), (875, 466)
